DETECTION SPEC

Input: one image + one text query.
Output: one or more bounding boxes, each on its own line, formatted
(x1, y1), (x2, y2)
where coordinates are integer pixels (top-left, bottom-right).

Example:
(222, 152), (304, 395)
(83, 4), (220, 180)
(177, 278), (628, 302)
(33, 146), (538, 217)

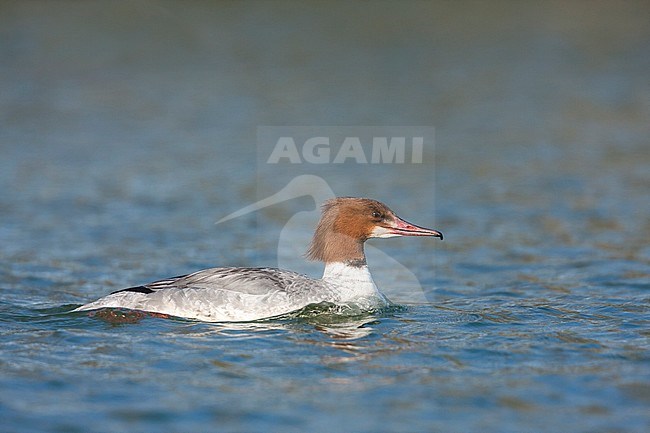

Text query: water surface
(1, 2), (649, 432)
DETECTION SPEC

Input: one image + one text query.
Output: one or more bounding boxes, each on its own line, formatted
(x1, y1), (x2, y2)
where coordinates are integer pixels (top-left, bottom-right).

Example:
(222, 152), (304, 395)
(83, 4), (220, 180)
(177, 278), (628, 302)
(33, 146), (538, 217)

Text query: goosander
(75, 198), (443, 322)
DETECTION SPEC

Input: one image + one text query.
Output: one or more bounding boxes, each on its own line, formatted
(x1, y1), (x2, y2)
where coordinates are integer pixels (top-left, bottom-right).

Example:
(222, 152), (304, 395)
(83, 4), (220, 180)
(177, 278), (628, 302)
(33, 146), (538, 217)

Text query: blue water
(2, 2), (649, 432)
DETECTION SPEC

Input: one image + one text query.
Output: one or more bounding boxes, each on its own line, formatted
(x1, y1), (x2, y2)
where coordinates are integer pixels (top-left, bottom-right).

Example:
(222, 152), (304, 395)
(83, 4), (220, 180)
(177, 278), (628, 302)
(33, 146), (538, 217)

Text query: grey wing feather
(130, 267), (307, 296)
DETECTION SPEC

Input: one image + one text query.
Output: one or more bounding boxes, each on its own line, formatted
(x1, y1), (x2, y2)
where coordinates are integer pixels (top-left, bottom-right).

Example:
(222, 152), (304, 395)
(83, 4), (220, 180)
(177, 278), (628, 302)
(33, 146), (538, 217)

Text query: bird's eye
(372, 211), (382, 219)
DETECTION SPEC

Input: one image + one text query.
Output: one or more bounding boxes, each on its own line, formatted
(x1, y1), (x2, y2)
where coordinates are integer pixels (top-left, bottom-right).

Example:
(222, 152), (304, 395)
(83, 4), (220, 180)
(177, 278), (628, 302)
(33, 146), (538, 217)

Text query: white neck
(321, 261), (382, 301)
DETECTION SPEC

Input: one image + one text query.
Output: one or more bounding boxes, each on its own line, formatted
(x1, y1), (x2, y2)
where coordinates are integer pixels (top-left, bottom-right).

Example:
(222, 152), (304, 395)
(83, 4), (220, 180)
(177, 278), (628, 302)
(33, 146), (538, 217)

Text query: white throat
(322, 262), (382, 301)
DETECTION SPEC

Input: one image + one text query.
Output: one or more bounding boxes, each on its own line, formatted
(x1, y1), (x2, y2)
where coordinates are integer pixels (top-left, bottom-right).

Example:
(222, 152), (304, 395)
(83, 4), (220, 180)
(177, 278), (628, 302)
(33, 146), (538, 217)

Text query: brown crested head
(305, 197), (443, 264)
